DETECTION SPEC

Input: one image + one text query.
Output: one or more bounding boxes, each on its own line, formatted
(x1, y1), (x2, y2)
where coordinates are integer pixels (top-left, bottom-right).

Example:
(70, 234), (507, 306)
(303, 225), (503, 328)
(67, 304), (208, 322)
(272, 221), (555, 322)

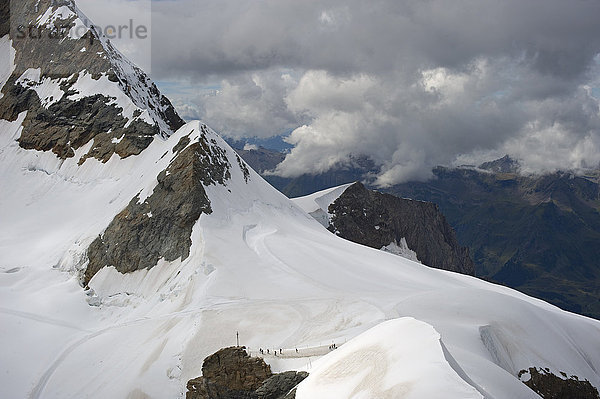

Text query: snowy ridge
(291, 182), (355, 227)
(296, 318), (484, 399)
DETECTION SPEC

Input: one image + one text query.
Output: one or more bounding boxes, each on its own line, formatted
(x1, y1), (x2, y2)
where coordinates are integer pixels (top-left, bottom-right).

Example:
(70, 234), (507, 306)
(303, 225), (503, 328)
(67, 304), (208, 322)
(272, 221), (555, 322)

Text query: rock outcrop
(519, 367), (600, 399)
(84, 125), (231, 285)
(1, 0), (184, 164)
(186, 347), (308, 399)
(328, 182), (475, 275)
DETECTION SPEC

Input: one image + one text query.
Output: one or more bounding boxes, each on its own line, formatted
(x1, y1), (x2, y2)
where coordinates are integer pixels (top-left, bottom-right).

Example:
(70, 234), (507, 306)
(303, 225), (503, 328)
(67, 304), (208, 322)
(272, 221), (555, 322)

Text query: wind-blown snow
(0, 116), (599, 399)
(296, 318), (483, 399)
(381, 238), (420, 263)
(291, 183), (354, 227)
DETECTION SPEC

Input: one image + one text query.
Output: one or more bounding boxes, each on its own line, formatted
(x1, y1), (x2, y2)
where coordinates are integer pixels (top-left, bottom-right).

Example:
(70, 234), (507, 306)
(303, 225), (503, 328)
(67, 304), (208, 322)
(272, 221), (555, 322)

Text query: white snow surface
(36, 5), (77, 28)
(292, 182), (355, 214)
(0, 116), (599, 399)
(16, 68), (66, 107)
(296, 317), (483, 399)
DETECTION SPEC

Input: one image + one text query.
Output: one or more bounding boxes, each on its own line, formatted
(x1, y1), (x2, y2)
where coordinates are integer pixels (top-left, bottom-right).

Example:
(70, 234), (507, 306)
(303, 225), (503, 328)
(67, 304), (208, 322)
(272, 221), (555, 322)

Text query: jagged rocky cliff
(1, 0), (183, 164)
(328, 183), (475, 275)
(294, 182), (475, 275)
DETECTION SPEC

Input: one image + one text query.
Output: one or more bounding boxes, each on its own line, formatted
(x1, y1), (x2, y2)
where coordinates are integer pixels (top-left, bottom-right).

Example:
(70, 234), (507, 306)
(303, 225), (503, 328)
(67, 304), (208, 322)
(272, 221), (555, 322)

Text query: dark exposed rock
(255, 371), (308, 399)
(236, 154), (251, 183)
(328, 182), (475, 275)
(1, 0), (184, 163)
(84, 127), (231, 285)
(186, 347), (307, 399)
(186, 346), (272, 399)
(10, 90), (159, 162)
(518, 367), (600, 399)
(0, 0), (9, 37)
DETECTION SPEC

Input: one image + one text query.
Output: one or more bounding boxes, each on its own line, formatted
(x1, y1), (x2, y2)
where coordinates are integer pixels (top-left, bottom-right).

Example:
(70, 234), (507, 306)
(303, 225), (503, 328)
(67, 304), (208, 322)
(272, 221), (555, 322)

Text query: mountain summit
(1, 1), (599, 398)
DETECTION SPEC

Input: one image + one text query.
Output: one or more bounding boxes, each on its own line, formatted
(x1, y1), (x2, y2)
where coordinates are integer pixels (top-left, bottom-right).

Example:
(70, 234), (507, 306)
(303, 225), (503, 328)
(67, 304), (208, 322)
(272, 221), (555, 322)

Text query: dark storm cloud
(147, 0), (600, 183)
(151, 0), (600, 79)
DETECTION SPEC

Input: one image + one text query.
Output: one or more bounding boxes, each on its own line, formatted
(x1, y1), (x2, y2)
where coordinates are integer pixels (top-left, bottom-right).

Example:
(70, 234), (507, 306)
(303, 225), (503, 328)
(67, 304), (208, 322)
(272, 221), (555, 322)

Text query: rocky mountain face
(84, 125), (232, 285)
(327, 183), (475, 275)
(0, 0), (254, 293)
(1, 0), (184, 164)
(518, 367), (600, 399)
(0, 0), (242, 285)
(478, 154), (521, 174)
(186, 347), (308, 399)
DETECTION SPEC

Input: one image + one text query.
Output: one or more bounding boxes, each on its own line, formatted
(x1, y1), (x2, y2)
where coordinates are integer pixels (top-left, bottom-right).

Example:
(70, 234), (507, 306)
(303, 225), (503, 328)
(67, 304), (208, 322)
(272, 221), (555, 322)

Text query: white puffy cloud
(87, 0), (600, 183)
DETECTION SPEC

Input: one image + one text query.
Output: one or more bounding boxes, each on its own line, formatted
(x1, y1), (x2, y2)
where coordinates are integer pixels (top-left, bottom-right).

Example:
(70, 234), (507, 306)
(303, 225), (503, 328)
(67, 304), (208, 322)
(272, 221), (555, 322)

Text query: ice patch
(381, 237), (420, 263)
(69, 17), (90, 40)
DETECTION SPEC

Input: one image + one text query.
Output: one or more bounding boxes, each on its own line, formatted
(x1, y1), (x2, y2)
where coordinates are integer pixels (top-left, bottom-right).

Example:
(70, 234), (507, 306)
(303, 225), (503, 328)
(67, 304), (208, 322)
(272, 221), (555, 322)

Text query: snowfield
(296, 318), (484, 399)
(1, 116), (599, 399)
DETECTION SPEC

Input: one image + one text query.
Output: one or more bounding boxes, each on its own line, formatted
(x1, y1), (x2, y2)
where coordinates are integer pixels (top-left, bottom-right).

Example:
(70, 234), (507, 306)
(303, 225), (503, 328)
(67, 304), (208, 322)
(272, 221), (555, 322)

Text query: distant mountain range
(390, 164), (600, 319)
(236, 146), (600, 319)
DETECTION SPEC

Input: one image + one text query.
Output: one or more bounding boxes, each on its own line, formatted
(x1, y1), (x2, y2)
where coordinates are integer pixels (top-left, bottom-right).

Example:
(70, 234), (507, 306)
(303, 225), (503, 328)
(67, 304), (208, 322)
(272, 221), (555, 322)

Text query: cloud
(199, 70), (301, 138)
(88, 0), (600, 183)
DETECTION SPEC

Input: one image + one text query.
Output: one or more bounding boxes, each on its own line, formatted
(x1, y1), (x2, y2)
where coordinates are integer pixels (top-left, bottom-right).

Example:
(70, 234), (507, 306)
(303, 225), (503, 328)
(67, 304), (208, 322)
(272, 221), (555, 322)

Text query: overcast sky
(81, 0), (600, 185)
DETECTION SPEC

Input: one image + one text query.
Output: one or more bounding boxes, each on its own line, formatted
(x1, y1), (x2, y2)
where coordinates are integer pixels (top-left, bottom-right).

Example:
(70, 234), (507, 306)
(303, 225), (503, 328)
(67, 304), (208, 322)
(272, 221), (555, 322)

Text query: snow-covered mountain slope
(1, 2), (600, 399)
(296, 318), (485, 399)
(2, 114), (600, 399)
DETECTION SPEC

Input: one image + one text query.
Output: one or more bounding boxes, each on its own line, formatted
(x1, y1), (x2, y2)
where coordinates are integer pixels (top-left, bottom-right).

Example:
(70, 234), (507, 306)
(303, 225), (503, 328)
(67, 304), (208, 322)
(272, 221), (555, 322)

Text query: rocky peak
(186, 347), (308, 399)
(479, 155), (521, 174)
(1, 0), (184, 163)
(84, 123), (232, 285)
(328, 182), (475, 275)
